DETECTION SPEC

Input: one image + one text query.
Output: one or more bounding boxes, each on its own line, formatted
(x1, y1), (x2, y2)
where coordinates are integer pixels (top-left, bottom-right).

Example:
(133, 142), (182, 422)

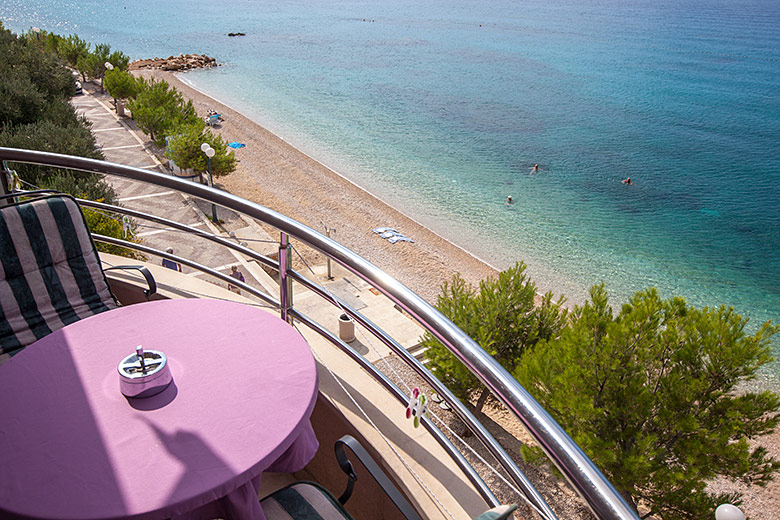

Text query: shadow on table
(0, 337), (130, 516)
(127, 380), (179, 411)
(147, 421), (253, 518)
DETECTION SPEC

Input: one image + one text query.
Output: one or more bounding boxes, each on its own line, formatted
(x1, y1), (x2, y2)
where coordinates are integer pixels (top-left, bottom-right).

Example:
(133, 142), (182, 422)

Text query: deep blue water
(3, 0), (779, 377)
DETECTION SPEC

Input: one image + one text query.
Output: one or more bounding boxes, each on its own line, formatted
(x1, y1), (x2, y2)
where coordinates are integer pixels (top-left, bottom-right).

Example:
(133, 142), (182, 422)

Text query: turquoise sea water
(3, 1), (779, 376)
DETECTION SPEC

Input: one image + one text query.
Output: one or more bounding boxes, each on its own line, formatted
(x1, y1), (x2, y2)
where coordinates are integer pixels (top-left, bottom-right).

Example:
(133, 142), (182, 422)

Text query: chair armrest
(104, 265), (157, 300)
(474, 504), (518, 520)
(334, 435), (422, 520)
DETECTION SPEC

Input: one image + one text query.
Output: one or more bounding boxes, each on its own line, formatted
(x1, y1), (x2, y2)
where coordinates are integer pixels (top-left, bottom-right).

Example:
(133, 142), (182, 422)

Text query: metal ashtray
(118, 346), (173, 399)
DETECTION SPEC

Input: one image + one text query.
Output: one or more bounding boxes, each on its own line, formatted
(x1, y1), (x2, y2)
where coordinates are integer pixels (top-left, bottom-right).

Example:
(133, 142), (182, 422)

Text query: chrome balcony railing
(0, 147), (639, 520)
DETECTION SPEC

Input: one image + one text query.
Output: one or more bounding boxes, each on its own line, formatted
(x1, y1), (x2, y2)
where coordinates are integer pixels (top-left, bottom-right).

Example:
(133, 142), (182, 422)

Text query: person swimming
(505, 195), (514, 205)
(530, 164), (540, 175)
(622, 177), (633, 185)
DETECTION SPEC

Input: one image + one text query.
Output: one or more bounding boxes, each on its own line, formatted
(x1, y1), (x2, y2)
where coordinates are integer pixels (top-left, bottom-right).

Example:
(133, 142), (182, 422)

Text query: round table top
(0, 299), (318, 519)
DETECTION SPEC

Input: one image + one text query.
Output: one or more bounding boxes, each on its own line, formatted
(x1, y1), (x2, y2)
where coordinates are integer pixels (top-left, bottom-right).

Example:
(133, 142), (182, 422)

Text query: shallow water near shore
(3, 0), (780, 380)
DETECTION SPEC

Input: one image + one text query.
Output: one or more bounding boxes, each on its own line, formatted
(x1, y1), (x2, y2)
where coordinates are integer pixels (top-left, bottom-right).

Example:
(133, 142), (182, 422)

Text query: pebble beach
(137, 70), (500, 305)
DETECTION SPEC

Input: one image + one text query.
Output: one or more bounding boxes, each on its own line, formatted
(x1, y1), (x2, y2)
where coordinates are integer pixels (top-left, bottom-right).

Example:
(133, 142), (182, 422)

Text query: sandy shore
(133, 70), (780, 519)
(135, 70), (498, 305)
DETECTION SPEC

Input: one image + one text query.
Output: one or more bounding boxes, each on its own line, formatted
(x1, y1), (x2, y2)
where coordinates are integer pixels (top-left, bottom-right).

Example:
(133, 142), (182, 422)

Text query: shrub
(0, 118), (102, 187)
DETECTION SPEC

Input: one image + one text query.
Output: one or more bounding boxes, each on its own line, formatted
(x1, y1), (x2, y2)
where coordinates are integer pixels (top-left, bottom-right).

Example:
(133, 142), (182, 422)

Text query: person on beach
(622, 177), (633, 185)
(505, 196), (514, 205)
(228, 265), (245, 294)
(162, 247), (182, 272)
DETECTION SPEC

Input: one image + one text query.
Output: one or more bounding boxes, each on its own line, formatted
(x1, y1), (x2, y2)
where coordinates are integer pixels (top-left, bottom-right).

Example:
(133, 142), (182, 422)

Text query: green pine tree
(421, 262), (568, 412)
(515, 284), (780, 519)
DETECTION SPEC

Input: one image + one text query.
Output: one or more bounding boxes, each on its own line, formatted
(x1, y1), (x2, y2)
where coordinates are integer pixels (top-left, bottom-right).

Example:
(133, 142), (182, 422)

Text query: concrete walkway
(71, 82), (425, 362)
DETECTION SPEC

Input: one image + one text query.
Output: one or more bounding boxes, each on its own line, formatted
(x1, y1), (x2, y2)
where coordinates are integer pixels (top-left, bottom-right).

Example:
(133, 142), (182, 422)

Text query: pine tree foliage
(421, 262), (568, 411)
(165, 124), (236, 178)
(127, 78), (201, 146)
(0, 25), (137, 258)
(58, 34), (90, 68)
(515, 284), (780, 519)
(104, 69), (143, 101)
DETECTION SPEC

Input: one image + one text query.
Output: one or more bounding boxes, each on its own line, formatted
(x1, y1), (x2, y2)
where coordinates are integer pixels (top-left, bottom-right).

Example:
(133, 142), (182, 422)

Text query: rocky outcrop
(128, 54), (218, 72)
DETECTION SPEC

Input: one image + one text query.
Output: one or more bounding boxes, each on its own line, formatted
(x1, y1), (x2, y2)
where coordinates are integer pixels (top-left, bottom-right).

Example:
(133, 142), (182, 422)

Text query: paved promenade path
(70, 82), (278, 298)
(69, 82), (424, 359)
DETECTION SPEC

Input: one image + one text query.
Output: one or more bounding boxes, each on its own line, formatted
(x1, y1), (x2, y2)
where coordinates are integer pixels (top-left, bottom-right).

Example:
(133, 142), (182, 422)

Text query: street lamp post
(200, 143), (217, 222)
(102, 62), (113, 94)
(103, 62), (116, 108)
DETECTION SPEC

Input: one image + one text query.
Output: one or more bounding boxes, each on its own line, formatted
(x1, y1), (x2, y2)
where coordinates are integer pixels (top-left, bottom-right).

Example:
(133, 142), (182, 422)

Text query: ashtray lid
(118, 345), (168, 382)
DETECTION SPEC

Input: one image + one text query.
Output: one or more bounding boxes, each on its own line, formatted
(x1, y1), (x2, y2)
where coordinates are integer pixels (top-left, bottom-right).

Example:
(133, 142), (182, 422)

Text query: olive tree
(515, 284), (780, 519)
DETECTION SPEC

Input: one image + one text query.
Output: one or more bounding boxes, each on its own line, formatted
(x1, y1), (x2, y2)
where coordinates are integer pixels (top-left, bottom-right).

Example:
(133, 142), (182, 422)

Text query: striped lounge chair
(0, 192), (149, 365)
(259, 435), (517, 520)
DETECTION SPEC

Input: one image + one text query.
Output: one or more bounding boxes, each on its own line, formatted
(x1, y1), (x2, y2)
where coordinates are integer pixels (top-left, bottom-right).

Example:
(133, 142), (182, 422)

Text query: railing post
(278, 232), (293, 324)
(1, 161), (12, 207)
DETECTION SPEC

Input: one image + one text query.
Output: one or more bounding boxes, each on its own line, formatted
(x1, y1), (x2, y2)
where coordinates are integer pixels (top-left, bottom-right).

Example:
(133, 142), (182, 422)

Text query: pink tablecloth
(0, 299), (319, 520)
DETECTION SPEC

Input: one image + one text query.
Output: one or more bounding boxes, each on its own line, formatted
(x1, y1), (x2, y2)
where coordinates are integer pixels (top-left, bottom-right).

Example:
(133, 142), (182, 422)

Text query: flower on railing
(122, 216), (134, 238)
(406, 387), (430, 428)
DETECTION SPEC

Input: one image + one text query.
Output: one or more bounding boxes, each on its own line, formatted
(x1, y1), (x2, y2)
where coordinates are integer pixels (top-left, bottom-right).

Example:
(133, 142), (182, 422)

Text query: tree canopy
(421, 262), (568, 412)
(0, 26), (74, 129)
(0, 24), (137, 255)
(515, 284), (780, 519)
(104, 68), (143, 101)
(127, 78), (201, 146)
(58, 33), (90, 68)
(165, 124), (237, 178)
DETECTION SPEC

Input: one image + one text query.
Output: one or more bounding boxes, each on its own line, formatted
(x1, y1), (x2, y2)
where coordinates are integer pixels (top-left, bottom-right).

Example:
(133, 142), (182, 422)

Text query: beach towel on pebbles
(372, 226), (414, 244)
(228, 141), (246, 148)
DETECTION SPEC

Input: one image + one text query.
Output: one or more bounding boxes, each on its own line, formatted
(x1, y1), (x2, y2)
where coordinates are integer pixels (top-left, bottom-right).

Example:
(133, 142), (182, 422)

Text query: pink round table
(0, 299), (319, 520)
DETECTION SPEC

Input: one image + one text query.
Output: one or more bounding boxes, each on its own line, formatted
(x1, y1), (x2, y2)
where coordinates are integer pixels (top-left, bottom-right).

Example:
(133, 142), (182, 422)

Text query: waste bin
(338, 313), (355, 342)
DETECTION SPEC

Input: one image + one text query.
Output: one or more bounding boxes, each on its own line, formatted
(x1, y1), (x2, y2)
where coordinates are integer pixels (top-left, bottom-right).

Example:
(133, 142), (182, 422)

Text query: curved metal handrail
(0, 147), (639, 520)
(80, 200), (539, 512)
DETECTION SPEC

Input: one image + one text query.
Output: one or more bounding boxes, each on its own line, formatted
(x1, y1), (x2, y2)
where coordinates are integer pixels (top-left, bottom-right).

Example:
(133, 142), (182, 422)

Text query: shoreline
(175, 73), (506, 278)
(137, 69), (501, 304)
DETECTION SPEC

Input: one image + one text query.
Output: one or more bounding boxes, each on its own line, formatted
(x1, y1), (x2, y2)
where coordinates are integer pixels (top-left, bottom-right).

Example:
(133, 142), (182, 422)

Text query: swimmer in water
(505, 195), (513, 205)
(622, 177), (633, 185)
(530, 164), (541, 175)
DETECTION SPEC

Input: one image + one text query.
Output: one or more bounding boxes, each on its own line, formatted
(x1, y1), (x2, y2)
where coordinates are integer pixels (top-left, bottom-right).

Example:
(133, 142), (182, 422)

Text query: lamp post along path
(102, 61), (113, 95)
(104, 62), (118, 111)
(201, 143), (218, 222)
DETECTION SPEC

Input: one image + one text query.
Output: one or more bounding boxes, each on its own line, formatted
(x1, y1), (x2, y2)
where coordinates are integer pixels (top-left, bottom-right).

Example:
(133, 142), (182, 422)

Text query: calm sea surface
(3, 0), (779, 377)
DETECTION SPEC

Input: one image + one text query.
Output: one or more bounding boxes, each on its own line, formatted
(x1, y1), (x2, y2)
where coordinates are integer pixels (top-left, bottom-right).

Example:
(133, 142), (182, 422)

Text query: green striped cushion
(261, 482), (354, 520)
(474, 504), (518, 520)
(0, 195), (116, 363)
